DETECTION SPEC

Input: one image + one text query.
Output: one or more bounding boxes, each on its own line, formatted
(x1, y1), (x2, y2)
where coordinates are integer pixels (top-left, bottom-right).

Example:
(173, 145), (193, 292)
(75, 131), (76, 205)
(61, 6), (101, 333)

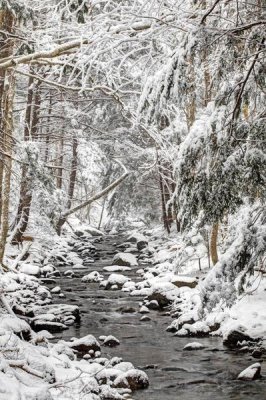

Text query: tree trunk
(158, 161), (170, 234)
(0, 8), (14, 226)
(11, 73), (41, 243)
(210, 222), (219, 266)
(56, 136), (78, 234)
(0, 70), (15, 268)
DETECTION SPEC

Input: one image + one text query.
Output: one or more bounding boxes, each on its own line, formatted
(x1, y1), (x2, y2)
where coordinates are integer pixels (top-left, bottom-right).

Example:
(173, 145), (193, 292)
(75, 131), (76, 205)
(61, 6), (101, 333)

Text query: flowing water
(50, 233), (266, 400)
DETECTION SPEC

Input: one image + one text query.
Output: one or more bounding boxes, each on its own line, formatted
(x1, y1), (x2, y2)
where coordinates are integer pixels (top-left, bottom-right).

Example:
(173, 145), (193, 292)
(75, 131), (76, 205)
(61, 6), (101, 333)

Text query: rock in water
(103, 335), (120, 347)
(183, 342), (205, 351)
(51, 286), (61, 294)
(113, 369), (149, 390)
(105, 274), (130, 290)
(112, 252), (138, 267)
(223, 329), (259, 348)
(81, 271), (103, 283)
(237, 363), (261, 381)
(65, 334), (101, 355)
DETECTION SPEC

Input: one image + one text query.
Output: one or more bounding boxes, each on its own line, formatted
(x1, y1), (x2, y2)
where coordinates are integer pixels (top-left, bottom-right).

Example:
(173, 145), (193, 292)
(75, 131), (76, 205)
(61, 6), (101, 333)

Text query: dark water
(50, 233), (266, 400)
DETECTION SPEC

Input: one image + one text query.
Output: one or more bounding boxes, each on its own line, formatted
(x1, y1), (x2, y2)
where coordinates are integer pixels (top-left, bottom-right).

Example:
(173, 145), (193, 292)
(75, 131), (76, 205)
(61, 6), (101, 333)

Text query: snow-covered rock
(183, 342), (206, 350)
(103, 265), (131, 272)
(237, 363), (261, 381)
(113, 369), (149, 390)
(171, 276), (198, 288)
(51, 286), (61, 294)
(223, 326), (259, 348)
(105, 274), (130, 290)
(19, 263), (40, 276)
(65, 334), (101, 355)
(102, 335), (120, 347)
(147, 282), (179, 308)
(139, 306), (150, 314)
(81, 271), (103, 283)
(112, 252), (138, 267)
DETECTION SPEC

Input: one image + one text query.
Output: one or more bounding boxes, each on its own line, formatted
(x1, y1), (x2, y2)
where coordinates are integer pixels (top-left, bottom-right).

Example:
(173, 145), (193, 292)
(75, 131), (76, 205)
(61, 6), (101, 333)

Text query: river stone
(252, 348), (263, 359)
(237, 363), (261, 381)
(105, 274), (130, 290)
(112, 252), (138, 267)
(137, 240), (148, 251)
(147, 291), (170, 308)
(51, 286), (61, 294)
(103, 335), (120, 347)
(32, 320), (68, 333)
(223, 329), (259, 348)
(113, 369), (149, 391)
(171, 276), (198, 289)
(183, 342), (206, 350)
(146, 300), (160, 310)
(139, 306), (150, 314)
(19, 263), (41, 277)
(81, 271), (103, 283)
(66, 334), (101, 355)
(140, 316), (151, 322)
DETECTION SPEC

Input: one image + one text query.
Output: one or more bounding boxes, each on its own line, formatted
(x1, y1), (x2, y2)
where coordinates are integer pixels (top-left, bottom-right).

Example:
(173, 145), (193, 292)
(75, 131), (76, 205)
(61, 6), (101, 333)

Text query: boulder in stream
(237, 363), (261, 381)
(66, 334), (101, 355)
(82, 271), (103, 283)
(113, 369), (149, 391)
(112, 252), (138, 267)
(102, 335), (120, 347)
(105, 274), (130, 290)
(183, 342), (206, 351)
(223, 327), (260, 348)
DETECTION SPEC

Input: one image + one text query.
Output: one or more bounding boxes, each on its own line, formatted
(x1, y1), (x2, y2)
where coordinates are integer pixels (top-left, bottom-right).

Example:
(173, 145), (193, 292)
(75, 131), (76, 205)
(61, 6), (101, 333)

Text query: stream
(49, 232), (266, 400)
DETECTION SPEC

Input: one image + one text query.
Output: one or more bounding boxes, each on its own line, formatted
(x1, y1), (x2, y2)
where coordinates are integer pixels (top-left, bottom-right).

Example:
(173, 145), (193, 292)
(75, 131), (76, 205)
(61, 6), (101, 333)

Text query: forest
(0, 0), (265, 399)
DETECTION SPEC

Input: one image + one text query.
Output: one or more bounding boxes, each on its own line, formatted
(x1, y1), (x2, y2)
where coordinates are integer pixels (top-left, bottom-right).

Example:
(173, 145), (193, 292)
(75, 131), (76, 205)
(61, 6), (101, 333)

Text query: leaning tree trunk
(56, 163), (129, 234)
(210, 222), (219, 266)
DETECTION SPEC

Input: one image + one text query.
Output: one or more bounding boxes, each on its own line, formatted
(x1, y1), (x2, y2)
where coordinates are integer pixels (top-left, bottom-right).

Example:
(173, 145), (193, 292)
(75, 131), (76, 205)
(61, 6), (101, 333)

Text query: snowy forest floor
(1, 223), (266, 399)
